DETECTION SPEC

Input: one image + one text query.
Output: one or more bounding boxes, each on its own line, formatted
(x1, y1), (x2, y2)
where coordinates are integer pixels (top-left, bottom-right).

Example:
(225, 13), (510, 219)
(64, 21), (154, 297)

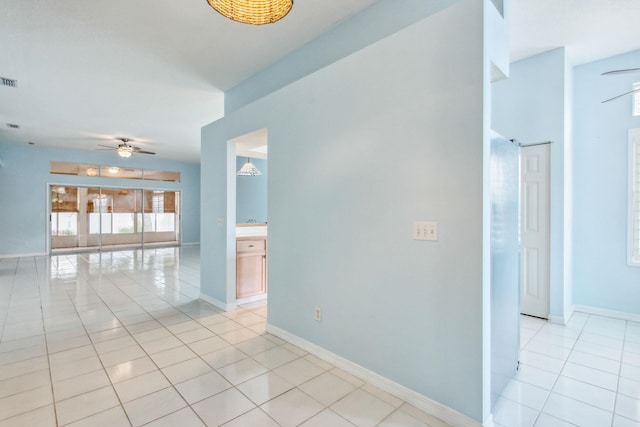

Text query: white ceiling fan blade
(602, 68), (640, 76)
(602, 87), (640, 103)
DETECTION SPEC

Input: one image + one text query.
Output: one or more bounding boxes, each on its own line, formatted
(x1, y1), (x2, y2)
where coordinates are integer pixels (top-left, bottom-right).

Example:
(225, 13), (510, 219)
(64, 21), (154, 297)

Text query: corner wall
(202, 0), (487, 422)
(224, 0), (459, 113)
(491, 48), (572, 322)
(0, 142), (200, 257)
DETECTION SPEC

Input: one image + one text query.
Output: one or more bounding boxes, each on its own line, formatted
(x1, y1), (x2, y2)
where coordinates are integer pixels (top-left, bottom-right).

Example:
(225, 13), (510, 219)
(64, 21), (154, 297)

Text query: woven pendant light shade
(206, 0), (293, 25)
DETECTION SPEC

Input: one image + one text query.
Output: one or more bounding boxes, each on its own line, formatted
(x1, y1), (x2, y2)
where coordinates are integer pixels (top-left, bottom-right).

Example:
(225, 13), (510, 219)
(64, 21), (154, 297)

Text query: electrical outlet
(314, 307), (322, 321)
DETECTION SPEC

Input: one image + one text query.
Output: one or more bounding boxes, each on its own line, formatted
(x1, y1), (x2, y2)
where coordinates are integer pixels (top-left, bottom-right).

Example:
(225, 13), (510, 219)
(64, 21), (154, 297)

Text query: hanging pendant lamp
(237, 158), (262, 176)
(206, 0), (293, 25)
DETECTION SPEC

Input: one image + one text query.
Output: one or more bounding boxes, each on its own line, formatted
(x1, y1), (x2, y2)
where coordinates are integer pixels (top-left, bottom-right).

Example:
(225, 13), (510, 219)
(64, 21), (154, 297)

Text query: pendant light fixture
(205, 0), (293, 25)
(237, 158), (262, 176)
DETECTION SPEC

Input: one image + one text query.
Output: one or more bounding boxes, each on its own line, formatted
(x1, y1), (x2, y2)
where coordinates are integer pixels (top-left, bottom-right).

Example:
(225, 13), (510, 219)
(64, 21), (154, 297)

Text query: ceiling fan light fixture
(206, 0), (293, 25)
(117, 146), (133, 158)
(237, 158), (262, 176)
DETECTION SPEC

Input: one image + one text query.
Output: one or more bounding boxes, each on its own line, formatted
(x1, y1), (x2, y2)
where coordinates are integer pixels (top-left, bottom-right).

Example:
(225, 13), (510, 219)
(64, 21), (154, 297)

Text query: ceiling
(1, 0), (639, 163)
(510, 0), (640, 65)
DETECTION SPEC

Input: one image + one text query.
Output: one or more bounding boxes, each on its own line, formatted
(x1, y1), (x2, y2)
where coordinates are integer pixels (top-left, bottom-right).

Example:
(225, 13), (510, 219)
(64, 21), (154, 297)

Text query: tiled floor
(0, 247), (450, 427)
(3, 247), (639, 427)
(494, 313), (640, 427)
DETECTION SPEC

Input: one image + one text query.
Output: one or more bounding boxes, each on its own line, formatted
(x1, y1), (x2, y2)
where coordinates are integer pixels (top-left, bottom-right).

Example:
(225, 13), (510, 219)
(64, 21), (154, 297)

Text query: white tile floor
(494, 313), (640, 427)
(0, 247), (451, 427)
(3, 247), (639, 427)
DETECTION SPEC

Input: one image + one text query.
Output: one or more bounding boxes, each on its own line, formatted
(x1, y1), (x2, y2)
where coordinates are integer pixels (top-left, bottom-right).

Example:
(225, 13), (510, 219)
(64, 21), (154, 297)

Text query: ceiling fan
(97, 138), (155, 158)
(602, 67), (640, 103)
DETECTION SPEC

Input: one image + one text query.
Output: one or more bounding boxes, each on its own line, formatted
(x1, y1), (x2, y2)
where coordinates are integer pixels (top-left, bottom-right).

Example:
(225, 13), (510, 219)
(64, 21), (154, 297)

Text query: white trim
(483, 414), (494, 427)
(199, 293), (237, 312)
(629, 129), (640, 266)
(266, 324), (483, 427)
(236, 293), (267, 305)
(0, 252), (47, 259)
(548, 305), (574, 326)
(547, 315), (566, 325)
(573, 304), (640, 323)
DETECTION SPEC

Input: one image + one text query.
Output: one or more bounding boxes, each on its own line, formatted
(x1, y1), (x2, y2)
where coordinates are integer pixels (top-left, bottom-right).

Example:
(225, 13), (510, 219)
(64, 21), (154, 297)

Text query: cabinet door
(236, 251), (266, 298)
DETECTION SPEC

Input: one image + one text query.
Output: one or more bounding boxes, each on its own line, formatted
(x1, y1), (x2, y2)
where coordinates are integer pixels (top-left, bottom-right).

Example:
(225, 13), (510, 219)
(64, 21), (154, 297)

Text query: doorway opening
(230, 128), (268, 306)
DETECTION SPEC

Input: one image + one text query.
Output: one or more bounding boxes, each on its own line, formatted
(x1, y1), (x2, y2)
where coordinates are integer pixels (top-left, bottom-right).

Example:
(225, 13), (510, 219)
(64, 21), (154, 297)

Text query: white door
(520, 144), (550, 318)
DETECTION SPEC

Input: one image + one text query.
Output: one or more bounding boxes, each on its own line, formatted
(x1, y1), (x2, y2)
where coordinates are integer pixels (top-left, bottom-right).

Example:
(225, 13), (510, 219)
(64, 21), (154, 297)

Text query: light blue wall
(482, 1), (511, 420)
(572, 49), (640, 314)
(200, 138), (234, 305)
(224, 0), (459, 113)
(0, 142), (200, 256)
(236, 157), (267, 224)
(202, 0), (488, 421)
(491, 48), (572, 322)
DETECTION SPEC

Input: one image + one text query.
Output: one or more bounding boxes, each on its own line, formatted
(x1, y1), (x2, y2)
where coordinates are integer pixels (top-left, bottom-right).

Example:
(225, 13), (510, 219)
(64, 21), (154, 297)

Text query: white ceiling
(1, 0), (639, 163)
(0, 0), (380, 162)
(510, 0), (640, 65)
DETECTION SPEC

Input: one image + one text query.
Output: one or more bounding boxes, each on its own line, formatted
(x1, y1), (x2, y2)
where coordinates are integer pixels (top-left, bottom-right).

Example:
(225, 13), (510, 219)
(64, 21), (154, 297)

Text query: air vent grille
(6, 123), (20, 129)
(1, 77), (17, 88)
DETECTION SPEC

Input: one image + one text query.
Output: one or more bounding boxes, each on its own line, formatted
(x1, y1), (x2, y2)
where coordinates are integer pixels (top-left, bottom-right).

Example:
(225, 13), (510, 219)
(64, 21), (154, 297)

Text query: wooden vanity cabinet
(236, 237), (267, 299)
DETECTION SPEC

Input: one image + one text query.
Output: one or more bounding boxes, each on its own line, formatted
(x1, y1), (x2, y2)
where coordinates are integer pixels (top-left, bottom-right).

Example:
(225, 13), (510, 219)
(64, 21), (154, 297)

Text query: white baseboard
(573, 304), (640, 323)
(236, 293), (267, 305)
(0, 252), (47, 259)
(483, 414), (494, 427)
(547, 315), (565, 325)
(266, 324), (483, 427)
(548, 308), (574, 325)
(199, 293), (237, 312)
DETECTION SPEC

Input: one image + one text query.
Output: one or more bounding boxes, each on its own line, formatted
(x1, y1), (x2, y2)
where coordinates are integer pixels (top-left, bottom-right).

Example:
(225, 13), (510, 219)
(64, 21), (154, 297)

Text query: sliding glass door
(51, 186), (85, 250)
(50, 186), (180, 252)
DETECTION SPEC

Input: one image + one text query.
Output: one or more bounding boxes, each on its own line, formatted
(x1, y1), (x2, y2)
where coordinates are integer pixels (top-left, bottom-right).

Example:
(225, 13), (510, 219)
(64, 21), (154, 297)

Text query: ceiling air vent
(6, 123), (20, 129)
(1, 77), (17, 88)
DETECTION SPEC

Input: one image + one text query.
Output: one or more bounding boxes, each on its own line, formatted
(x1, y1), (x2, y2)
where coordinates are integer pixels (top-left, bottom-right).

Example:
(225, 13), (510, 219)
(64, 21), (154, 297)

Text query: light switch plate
(413, 222), (438, 241)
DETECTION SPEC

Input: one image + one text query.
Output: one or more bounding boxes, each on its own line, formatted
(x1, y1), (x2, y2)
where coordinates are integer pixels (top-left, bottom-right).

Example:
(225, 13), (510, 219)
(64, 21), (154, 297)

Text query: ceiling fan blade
(97, 144), (117, 149)
(602, 68), (640, 76)
(135, 150), (156, 155)
(602, 87), (640, 103)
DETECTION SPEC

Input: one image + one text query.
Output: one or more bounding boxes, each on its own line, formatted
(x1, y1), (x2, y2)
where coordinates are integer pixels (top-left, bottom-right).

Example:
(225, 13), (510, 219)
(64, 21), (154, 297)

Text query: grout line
(36, 254), (62, 427)
(513, 312), (590, 427)
(611, 320), (628, 427)
(56, 254), (134, 427)
(11, 248), (453, 427)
